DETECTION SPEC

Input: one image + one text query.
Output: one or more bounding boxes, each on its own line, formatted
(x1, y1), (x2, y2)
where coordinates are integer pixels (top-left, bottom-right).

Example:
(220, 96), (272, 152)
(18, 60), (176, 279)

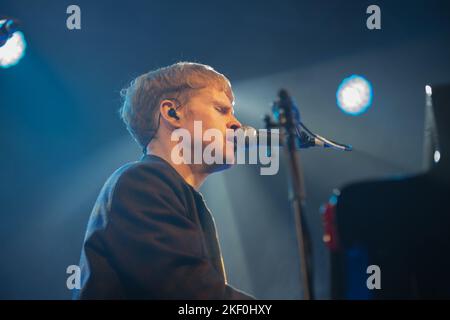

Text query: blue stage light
(336, 75), (373, 115)
(0, 20), (26, 68)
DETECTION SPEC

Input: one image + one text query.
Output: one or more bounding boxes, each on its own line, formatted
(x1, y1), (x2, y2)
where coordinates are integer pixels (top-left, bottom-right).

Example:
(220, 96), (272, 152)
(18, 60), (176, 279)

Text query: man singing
(74, 62), (254, 299)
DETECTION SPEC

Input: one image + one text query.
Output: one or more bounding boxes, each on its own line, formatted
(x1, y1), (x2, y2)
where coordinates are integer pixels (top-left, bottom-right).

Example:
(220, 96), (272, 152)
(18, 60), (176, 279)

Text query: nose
(227, 116), (242, 131)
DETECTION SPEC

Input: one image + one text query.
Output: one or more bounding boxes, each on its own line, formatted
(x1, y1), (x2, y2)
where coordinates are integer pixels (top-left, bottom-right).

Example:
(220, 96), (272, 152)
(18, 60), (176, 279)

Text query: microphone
(296, 123), (352, 151)
(239, 125), (352, 151)
(0, 19), (20, 47)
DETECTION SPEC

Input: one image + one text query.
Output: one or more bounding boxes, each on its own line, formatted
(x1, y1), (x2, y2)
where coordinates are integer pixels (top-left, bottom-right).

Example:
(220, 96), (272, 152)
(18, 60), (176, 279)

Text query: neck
(145, 139), (209, 191)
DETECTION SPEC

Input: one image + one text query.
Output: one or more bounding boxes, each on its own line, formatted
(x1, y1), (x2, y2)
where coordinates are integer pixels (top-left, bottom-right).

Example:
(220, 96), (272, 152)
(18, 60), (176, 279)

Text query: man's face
(180, 86), (241, 171)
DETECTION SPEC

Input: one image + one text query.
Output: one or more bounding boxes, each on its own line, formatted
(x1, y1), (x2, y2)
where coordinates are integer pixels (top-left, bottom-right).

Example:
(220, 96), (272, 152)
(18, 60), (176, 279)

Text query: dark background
(1, 0), (449, 299)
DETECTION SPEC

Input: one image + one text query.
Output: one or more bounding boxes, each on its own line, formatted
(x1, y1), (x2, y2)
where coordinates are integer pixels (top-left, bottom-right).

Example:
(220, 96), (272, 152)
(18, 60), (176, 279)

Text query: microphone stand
(265, 89), (314, 300)
(262, 89), (351, 299)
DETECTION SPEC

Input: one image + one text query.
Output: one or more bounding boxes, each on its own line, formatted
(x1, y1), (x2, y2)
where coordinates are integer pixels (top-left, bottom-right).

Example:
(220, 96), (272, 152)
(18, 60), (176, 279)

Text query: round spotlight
(0, 20), (26, 68)
(336, 75), (373, 115)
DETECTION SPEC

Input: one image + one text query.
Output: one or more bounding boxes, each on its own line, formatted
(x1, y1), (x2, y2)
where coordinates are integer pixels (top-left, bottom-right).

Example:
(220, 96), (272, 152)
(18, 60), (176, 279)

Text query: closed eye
(215, 106), (229, 114)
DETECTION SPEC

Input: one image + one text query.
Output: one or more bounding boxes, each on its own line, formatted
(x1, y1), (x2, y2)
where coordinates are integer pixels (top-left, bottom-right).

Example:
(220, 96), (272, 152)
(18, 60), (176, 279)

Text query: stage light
(434, 150), (440, 163)
(0, 20), (26, 68)
(336, 75), (373, 115)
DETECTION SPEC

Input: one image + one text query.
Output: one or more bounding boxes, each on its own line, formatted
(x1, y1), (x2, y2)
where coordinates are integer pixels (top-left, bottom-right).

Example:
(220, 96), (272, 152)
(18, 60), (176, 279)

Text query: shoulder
(86, 156), (192, 234)
(116, 155), (185, 189)
(105, 155), (191, 209)
(84, 155), (193, 237)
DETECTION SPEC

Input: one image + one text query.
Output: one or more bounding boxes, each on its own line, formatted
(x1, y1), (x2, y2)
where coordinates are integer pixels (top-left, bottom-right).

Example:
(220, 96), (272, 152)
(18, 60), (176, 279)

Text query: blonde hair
(119, 62), (234, 148)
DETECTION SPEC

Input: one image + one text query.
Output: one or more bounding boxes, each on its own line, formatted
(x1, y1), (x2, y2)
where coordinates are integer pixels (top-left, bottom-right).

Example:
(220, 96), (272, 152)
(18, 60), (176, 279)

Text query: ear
(159, 99), (182, 128)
